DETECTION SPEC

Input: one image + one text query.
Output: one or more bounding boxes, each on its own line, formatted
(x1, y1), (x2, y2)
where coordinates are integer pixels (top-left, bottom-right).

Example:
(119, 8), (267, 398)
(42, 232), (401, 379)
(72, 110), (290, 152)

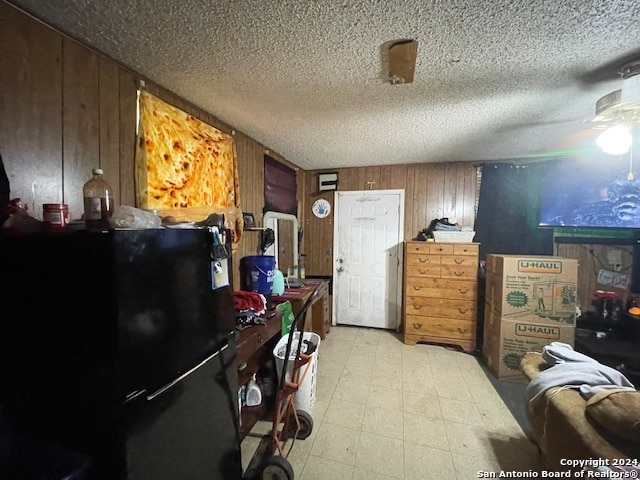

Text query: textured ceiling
(8, 0), (640, 169)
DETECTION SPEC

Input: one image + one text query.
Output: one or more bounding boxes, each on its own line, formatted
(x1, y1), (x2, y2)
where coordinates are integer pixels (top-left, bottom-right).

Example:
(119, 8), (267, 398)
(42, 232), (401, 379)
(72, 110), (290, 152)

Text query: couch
(521, 350), (640, 472)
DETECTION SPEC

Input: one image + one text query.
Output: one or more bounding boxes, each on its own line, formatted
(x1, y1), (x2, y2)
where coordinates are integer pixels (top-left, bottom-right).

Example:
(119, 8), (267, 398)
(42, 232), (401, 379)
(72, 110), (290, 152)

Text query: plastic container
(245, 374), (262, 407)
(273, 331), (320, 413)
(272, 268), (285, 295)
(42, 203), (69, 229)
(109, 205), (162, 229)
(83, 168), (114, 230)
(240, 255), (276, 294)
(298, 254), (306, 279)
(258, 362), (276, 397)
(432, 230), (476, 242)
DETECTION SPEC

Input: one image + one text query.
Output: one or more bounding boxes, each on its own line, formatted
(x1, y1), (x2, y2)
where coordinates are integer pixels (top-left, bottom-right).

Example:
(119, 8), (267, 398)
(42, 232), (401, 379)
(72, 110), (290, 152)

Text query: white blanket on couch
(524, 342), (635, 410)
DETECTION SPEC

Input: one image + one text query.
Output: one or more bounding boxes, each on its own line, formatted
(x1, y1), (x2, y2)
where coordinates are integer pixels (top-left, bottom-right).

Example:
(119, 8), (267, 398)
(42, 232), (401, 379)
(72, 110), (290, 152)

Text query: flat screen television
(538, 157), (640, 229)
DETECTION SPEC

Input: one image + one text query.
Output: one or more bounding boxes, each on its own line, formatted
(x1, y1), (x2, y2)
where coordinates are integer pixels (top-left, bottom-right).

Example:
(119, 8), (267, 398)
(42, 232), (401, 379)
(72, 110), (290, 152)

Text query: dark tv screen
(539, 157), (640, 228)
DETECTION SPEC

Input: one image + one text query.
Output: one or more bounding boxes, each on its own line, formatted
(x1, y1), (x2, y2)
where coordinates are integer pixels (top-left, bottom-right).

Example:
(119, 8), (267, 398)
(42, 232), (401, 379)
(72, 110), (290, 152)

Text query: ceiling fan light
(621, 74), (640, 103)
(621, 60), (640, 103)
(596, 124), (632, 155)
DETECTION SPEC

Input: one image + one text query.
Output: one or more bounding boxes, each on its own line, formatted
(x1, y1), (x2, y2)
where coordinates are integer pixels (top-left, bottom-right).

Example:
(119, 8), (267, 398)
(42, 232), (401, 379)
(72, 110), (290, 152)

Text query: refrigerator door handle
(146, 342), (229, 401)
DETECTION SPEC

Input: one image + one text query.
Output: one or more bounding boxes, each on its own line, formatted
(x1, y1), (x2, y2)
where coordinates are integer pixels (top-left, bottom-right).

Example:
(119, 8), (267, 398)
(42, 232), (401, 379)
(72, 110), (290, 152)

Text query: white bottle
(245, 374), (262, 407)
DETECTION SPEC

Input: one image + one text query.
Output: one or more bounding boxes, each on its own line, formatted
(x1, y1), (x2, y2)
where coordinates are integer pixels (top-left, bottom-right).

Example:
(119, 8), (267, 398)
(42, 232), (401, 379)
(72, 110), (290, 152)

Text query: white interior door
(333, 190), (404, 329)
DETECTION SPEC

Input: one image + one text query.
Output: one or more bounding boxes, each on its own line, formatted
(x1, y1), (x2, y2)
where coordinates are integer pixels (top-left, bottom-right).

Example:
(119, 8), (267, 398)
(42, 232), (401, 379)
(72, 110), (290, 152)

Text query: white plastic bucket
(273, 331), (320, 414)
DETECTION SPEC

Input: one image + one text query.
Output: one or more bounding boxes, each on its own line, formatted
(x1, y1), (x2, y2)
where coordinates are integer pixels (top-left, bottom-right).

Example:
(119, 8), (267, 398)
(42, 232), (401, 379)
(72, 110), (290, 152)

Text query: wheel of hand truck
(259, 455), (294, 480)
(295, 409), (314, 440)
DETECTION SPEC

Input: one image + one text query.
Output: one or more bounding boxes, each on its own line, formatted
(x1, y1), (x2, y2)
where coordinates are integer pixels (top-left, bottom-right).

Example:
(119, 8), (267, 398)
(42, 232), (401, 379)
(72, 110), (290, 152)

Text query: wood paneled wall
(5, 1), (630, 310)
(0, 2), (294, 289)
(0, 3), (492, 293)
(300, 163), (479, 275)
(556, 242), (635, 313)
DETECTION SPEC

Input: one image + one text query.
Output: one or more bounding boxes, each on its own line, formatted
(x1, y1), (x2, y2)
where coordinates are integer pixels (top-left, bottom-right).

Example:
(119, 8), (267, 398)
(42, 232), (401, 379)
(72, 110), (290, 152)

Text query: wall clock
(312, 199), (331, 218)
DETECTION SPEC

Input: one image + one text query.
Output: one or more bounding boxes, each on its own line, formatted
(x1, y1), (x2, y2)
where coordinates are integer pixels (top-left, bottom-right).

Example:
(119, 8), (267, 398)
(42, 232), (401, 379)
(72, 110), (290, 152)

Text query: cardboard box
(482, 307), (575, 382)
(485, 254), (578, 325)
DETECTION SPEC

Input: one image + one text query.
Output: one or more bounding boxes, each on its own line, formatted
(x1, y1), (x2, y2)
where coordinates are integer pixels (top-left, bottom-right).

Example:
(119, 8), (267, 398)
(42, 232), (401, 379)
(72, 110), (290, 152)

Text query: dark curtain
(474, 162), (554, 352)
(0, 154), (9, 225)
(474, 163), (554, 260)
(264, 155), (297, 215)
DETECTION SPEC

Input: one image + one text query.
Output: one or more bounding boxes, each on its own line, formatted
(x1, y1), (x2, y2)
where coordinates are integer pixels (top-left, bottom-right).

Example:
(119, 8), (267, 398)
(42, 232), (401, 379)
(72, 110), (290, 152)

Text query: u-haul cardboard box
(482, 306), (575, 382)
(485, 255), (578, 326)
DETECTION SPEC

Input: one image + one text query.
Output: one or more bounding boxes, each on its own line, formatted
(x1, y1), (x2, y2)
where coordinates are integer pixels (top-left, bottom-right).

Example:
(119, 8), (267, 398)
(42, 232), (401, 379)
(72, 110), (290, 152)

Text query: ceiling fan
(592, 60), (640, 121)
(578, 48), (640, 87)
(529, 59), (640, 167)
(585, 60), (640, 155)
(502, 59), (640, 140)
(492, 59), (640, 161)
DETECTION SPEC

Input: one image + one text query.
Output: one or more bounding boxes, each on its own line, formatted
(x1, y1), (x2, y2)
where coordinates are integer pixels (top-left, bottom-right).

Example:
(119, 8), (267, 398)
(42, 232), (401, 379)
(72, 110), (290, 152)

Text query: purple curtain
(264, 155), (297, 215)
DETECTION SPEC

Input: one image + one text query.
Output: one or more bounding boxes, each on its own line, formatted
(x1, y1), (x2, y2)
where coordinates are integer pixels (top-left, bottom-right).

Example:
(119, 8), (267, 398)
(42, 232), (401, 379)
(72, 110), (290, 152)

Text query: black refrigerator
(0, 228), (242, 480)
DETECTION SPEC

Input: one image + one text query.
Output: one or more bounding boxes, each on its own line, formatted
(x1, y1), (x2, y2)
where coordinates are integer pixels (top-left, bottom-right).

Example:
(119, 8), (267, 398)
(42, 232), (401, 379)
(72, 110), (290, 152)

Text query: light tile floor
(241, 325), (542, 479)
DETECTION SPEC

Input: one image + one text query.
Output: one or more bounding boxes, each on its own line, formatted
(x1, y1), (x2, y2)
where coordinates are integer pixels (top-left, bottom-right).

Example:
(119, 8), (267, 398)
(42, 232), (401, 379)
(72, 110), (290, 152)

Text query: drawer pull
(457, 327), (469, 333)
(413, 303), (422, 310)
(419, 269), (427, 275)
(419, 257), (428, 263)
(412, 285), (423, 291)
(454, 259), (464, 264)
(413, 323), (423, 329)
(454, 271), (464, 277)
(458, 288), (469, 294)
(457, 308), (469, 314)
(256, 334), (263, 344)
(435, 247), (444, 252)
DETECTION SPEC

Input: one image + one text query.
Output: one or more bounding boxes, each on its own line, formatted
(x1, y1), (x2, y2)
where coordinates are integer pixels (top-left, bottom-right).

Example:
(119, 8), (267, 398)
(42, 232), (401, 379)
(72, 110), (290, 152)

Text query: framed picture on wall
(243, 212), (256, 230)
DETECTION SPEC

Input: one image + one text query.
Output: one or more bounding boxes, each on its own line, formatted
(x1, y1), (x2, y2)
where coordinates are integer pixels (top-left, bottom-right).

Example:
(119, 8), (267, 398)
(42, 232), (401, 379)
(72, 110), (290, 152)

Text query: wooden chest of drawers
(403, 241), (479, 351)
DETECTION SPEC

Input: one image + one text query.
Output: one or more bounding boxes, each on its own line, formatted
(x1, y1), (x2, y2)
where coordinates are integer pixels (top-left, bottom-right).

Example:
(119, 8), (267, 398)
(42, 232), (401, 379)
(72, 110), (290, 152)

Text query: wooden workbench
(271, 278), (331, 339)
(235, 312), (282, 440)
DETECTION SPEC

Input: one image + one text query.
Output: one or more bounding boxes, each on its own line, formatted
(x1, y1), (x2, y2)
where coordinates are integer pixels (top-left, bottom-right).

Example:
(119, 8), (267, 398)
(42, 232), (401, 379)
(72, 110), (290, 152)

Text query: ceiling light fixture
(595, 61), (640, 157)
(596, 124), (632, 155)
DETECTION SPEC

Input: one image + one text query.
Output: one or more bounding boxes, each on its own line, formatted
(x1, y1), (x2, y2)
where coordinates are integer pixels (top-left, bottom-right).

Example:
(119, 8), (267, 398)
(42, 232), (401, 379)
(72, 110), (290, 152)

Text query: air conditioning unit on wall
(318, 172), (338, 191)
